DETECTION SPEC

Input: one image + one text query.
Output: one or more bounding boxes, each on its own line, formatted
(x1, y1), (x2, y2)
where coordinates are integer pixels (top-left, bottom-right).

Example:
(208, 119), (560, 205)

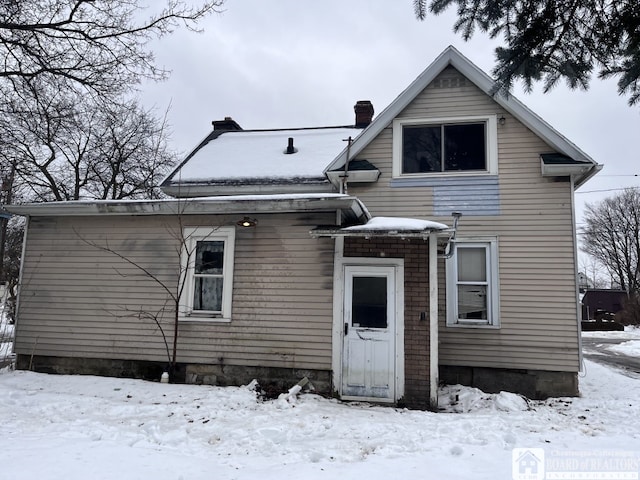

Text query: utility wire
(576, 185), (640, 194)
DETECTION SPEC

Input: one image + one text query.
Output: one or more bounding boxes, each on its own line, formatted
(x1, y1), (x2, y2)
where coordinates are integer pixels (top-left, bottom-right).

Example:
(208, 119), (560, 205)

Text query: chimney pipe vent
(284, 137), (298, 154)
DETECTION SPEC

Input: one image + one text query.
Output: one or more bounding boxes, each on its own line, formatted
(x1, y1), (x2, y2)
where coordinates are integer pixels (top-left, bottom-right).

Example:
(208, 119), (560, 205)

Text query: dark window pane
(443, 123), (486, 171)
(352, 276), (387, 328)
(195, 241), (224, 274)
(457, 285), (487, 320)
(193, 277), (223, 311)
(402, 125), (441, 173)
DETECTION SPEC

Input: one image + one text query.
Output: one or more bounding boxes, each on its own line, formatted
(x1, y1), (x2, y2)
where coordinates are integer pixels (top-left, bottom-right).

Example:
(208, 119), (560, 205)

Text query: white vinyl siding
(348, 65), (581, 372)
(14, 213), (335, 371)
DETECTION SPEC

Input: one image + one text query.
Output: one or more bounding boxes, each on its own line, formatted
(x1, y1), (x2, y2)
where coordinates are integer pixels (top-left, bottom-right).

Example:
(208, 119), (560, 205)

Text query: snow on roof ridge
(219, 125), (360, 133)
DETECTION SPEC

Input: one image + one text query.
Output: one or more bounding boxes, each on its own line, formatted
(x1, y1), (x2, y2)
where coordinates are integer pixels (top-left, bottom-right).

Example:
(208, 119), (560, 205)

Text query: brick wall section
(344, 237), (431, 409)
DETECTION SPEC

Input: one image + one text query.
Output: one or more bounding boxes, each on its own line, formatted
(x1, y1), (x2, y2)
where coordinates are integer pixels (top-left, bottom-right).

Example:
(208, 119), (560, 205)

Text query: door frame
(332, 251), (405, 402)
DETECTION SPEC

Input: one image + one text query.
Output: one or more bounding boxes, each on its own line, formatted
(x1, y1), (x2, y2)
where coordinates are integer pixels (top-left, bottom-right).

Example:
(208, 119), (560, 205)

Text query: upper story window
(402, 123), (486, 173)
(179, 226), (235, 322)
(392, 115), (498, 178)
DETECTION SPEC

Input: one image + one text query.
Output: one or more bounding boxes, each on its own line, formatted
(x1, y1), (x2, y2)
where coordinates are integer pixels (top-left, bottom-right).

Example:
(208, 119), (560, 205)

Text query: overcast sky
(141, 0), (639, 232)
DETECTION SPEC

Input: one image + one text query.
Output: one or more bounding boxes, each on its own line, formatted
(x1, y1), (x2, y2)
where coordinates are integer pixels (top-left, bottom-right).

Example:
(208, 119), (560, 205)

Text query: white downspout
(570, 177), (584, 372)
(429, 232), (439, 409)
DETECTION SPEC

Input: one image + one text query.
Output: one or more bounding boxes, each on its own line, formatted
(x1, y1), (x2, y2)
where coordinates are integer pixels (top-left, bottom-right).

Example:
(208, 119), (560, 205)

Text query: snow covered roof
(162, 127), (363, 197)
(343, 216), (448, 232)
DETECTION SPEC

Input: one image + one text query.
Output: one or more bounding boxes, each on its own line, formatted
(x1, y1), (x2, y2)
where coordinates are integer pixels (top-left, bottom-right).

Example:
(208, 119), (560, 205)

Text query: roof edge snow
(5, 194), (370, 223)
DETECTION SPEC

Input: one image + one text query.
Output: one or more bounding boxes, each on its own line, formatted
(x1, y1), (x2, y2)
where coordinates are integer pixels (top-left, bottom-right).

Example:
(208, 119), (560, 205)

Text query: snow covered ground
(0, 326), (638, 478)
(0, 351), (639, 479)
(583, 326), (640, 357)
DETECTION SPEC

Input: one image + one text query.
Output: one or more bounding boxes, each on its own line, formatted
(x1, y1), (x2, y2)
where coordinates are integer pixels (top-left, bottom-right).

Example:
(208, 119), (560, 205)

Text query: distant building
(581, 289), (628, 321)
(577, 272), (592, 293)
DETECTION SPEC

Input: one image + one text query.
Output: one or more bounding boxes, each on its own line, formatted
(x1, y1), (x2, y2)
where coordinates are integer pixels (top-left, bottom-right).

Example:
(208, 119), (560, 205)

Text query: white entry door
(342, 265), (397, 401)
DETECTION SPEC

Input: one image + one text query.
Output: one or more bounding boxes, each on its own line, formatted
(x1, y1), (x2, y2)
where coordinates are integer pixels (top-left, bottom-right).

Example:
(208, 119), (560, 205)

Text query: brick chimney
(354, 100), (374, 127)
(212, 117), (243, 131)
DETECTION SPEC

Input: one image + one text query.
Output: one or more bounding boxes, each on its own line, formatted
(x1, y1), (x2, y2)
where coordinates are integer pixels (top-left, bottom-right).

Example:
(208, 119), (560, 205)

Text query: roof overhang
(326, 159), (382, 188)
(325, 169), (381, 185)
(5, 194), (370, 223)
(540, 153), (602, 187)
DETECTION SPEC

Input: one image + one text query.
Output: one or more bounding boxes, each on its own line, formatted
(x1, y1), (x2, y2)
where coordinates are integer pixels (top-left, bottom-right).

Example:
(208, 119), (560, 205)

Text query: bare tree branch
(0, 0), (224, 96)
(581, 188), (640, 293)
(1, 82), (177, 202)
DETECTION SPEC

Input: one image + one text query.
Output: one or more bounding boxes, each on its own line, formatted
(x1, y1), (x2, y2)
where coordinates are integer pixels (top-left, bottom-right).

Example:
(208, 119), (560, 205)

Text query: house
(7, 47), (600, 409)
(577, 272), (592, 293)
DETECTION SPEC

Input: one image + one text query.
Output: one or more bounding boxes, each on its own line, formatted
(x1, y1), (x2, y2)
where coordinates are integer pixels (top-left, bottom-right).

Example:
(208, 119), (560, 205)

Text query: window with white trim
(446, 238), (499, 327)
(392, 115), (498, 177)
(180, 226), (235, 322)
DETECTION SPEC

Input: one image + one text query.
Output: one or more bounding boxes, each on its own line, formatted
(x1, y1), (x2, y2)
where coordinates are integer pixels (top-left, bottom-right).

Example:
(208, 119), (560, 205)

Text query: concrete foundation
(16, 354), (173, 381)
(439, 365), (579, 399)
(17, 355), (578, 404)
(184, 364), (331, 396)
(16, 355), (332, 396)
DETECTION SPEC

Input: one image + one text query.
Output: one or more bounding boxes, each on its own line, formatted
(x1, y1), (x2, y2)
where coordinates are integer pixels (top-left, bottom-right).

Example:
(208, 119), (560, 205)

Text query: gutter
(5, 195), (369, 223)
(575, 163), (603, 189)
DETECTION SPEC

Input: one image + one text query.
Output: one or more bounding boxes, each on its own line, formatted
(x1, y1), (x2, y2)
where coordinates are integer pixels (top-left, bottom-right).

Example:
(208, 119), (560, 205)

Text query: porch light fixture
(498, 115), (506, 125)
(237, 216), (257, 228)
